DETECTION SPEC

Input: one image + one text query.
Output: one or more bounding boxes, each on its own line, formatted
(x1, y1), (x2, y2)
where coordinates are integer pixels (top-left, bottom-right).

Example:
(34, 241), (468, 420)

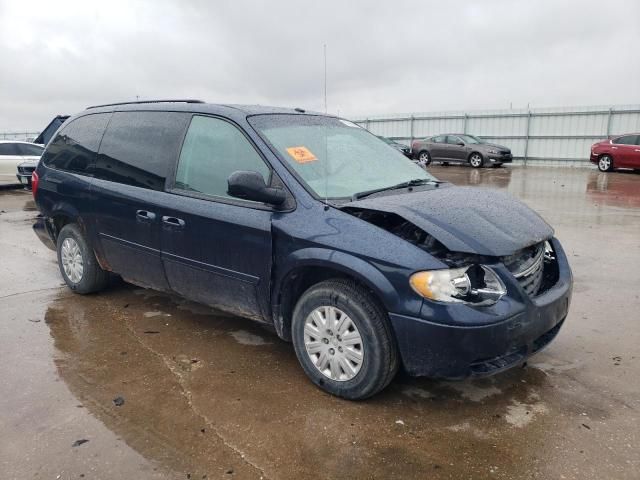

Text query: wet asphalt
(0, 165), (638, 479)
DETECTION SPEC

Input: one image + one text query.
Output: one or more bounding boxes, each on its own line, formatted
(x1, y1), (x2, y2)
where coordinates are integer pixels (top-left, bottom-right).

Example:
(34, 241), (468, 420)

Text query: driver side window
(446, 135), (462, 145)
(175, 116), (270, 200)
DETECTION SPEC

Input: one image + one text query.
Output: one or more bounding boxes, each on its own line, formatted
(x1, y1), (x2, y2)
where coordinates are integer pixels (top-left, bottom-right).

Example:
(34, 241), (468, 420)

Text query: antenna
(323, 43), (329, 208)
(323, 44), (327, 113)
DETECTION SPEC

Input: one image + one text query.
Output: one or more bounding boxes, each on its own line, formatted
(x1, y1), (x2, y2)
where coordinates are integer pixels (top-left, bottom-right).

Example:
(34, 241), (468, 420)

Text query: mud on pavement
(1, 166), (639, 479)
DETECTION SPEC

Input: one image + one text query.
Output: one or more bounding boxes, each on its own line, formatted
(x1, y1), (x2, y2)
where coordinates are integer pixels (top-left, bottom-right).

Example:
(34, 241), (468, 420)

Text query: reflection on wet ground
(1, 166), (639, 479)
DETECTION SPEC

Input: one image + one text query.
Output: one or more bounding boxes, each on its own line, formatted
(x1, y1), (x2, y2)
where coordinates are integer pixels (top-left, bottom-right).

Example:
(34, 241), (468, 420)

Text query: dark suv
(32, 100), (572, 399)
(412, 134), (513, 168)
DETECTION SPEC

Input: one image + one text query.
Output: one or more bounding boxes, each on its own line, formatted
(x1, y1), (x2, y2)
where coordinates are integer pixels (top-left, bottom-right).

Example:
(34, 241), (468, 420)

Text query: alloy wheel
(598, 156), (611, 172)
(61, 237), (84, 283)
(470, 154), (483, 168)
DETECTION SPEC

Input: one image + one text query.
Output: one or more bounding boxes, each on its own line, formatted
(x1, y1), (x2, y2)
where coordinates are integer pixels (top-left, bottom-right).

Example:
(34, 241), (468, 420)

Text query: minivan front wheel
(469, 153), (484, 168)
(57, 224), (110, 294)
(291, 279), (398, 400)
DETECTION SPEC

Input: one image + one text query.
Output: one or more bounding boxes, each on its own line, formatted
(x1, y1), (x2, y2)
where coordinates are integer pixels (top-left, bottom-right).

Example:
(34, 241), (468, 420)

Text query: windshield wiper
(352, 178), (439, 200)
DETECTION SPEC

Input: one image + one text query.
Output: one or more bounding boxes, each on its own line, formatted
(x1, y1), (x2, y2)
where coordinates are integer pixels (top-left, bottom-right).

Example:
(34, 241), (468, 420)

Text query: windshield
(458, 134), (484, 144)
(249, 115), (436, 199)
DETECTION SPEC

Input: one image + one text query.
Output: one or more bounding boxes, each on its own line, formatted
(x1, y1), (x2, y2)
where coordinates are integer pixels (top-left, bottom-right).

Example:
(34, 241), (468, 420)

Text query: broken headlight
(409, 265), (506, 305)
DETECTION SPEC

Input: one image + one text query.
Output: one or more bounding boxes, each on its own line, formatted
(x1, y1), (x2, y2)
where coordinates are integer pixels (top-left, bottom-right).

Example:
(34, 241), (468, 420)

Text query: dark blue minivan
(32, 100), (572, 399)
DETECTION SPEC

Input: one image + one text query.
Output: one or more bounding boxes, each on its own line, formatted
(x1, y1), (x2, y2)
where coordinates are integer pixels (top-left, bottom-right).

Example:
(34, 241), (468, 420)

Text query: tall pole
(524, 110), (532, 165)
(323, 44), (327, 113)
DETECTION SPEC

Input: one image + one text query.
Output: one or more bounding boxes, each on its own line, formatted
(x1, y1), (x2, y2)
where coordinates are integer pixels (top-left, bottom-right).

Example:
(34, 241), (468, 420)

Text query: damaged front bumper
(389, 238), (572, 378)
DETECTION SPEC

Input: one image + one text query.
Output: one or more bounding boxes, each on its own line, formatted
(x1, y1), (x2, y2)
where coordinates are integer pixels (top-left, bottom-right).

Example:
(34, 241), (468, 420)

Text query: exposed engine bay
(343, 207), (559, 297)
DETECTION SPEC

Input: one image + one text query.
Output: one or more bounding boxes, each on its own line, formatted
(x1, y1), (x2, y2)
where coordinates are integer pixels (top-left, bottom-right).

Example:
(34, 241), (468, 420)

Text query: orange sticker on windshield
(286, 146), (317, 164)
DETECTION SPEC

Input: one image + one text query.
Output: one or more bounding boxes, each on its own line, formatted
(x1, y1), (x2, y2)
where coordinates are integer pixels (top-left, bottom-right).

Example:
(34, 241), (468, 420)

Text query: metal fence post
(463, 114), (468, 134)
(606, 108), (613, 138)
(409, 115), (415, 147)
(523, 111), (532, 165)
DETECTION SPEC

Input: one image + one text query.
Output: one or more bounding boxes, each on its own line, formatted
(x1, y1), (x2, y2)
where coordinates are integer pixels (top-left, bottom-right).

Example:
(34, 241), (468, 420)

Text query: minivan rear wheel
(291, 279), (398, 400)
(57, 224), (110, 294)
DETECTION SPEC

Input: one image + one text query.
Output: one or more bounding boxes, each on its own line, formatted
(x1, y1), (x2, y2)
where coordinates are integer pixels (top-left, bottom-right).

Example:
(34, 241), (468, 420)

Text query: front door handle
(162, 216), (186, 229)
(136, 210), (156, 221)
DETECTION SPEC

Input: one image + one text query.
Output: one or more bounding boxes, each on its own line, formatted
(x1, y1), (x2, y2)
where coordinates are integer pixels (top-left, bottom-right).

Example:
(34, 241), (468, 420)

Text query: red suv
(590, 134), (640, 172)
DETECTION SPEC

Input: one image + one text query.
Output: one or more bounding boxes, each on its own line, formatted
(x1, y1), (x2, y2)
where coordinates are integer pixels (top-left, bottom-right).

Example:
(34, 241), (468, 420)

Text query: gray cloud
(1, 0), (638, 131)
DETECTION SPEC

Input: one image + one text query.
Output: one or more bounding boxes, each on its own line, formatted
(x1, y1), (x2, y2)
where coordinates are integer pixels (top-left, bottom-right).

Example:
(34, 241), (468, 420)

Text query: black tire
(291, 279), (399, 400)
(598, 155), (613, 172)
(417, 150), (431, 167)
(469, 152), (484, 168)
(56, 224), (110, 294)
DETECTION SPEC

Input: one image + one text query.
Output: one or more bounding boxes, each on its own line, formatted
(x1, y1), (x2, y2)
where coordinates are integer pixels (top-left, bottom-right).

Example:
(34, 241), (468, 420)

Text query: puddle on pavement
(40, 281), (634, 479)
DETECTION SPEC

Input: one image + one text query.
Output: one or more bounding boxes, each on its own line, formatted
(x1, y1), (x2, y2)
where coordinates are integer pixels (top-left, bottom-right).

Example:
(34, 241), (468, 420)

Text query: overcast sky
(1, 0), (638, 131)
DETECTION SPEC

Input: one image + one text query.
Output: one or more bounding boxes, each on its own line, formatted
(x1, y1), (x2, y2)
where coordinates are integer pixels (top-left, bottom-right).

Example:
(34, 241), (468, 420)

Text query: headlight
(410, 265), (506, 305)
(487, 149), (499, 154)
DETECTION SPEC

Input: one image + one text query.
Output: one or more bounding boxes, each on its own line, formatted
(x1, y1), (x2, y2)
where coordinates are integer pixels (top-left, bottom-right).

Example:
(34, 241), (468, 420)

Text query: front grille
(503, 243), (546, 296)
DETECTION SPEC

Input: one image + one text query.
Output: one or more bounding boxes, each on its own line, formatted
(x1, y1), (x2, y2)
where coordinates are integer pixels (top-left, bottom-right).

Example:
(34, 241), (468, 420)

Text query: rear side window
(0, 143), (20, 155)
(613, 135), (638, 145)
(42, 113), (110, 174)
(174, 115), (270, 200)
(446, 135), (462, 144)
(92, 111), (190, 191)
(17, 143), (44, 156)
(432, 135), (446, 143)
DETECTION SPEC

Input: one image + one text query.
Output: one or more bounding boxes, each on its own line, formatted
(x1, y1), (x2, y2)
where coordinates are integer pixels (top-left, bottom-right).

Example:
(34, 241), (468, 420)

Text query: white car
(0, 141), (44, 185)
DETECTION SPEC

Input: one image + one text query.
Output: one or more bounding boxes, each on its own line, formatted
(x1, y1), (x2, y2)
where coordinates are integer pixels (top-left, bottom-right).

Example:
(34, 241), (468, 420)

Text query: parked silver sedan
(411, 134), (512, 168)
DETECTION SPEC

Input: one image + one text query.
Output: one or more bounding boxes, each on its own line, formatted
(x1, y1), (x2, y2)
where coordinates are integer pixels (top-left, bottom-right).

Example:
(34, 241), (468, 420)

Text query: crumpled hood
(345, 186), (553, 256)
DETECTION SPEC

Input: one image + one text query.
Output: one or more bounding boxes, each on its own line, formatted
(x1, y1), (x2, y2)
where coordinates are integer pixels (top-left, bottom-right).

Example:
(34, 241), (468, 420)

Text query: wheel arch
(467, 150), (484, 162)
(271, 249), (398, 341)
(49, 202), (85, 242)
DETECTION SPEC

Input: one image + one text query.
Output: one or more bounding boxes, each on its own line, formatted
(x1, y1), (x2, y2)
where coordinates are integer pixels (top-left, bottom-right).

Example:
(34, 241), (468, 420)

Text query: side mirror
(456, 141), (465, 146)
(227, 170), (286, 206)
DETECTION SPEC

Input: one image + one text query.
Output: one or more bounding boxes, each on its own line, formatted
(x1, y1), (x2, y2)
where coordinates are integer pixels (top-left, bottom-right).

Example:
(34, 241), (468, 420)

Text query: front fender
(274, 247), (407, 314)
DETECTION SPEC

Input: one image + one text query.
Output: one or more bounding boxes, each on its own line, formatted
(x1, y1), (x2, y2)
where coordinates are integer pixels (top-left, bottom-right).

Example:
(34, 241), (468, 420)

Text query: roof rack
(86, 99), (205, 109)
